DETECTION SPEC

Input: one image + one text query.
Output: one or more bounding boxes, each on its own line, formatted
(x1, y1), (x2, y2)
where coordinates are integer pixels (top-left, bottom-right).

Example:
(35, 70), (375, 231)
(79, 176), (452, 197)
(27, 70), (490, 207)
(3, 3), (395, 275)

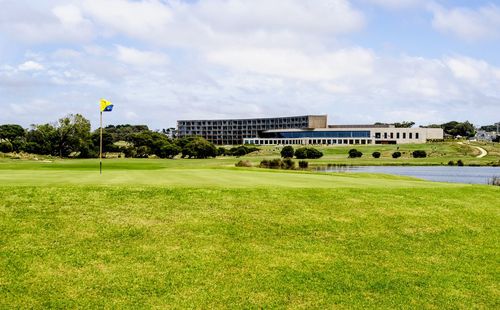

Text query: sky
(1, 0), (499, 130)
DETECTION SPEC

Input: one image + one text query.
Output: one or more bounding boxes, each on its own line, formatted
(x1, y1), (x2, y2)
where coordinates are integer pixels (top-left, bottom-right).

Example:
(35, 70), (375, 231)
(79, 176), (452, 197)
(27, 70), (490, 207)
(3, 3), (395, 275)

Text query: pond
(315, 165), (500, 184)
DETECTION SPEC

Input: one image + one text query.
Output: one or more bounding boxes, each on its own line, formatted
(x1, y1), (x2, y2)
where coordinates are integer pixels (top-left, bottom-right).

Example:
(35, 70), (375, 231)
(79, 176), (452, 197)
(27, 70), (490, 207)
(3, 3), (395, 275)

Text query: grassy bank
(0, 158), (499, 308)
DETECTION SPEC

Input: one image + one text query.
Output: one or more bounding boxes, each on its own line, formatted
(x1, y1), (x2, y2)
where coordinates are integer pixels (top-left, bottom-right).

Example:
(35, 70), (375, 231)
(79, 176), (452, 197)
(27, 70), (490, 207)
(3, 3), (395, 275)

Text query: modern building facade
(177, 114), (444, 145)
(244, 126), (444, 145)
(177, 115), (327, 145)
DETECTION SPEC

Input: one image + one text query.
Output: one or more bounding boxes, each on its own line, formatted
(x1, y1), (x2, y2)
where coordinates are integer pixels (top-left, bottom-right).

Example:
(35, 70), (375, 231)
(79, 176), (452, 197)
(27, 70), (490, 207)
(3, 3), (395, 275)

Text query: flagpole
(100, 111), (103, 175)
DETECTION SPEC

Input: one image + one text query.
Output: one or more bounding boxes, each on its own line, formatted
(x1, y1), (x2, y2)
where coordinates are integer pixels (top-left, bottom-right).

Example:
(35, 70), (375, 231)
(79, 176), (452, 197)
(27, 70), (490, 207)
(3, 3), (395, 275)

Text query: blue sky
(1, 0), (499, 129)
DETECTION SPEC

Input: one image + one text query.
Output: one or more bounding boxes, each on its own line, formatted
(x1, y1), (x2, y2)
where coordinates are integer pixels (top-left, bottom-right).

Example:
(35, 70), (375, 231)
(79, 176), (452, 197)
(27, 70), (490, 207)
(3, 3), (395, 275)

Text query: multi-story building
(177, 115), (327, 145)
(177, 114), (444, 145)
(244, 125), (443, 145)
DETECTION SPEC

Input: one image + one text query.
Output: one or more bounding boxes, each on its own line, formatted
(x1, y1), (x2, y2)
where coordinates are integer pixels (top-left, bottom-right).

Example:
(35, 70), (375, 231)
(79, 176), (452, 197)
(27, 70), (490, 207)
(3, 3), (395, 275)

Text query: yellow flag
(100, 99), (113, 112)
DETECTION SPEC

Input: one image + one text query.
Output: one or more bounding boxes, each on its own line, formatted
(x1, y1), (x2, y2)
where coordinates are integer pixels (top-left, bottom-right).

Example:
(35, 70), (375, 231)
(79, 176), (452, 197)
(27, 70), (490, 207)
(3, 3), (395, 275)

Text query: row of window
(178, 118), (308, 126)
(262, 131), (371, 139)
(246, 139), (372, 145)
(374, 132), (420, 139)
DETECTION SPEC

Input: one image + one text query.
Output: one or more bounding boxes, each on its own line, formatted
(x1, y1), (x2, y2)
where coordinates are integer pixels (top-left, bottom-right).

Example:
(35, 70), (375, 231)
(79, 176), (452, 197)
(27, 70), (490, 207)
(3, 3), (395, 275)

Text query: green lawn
(0, 156), (499, 308)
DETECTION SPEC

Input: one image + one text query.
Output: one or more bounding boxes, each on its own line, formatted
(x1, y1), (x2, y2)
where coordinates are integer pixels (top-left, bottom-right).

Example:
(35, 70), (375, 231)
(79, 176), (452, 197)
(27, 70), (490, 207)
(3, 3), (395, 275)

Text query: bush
(348, 149), (363, 158)
(412, 150), (427, 158)
(281, 146), (294, 158)
(457, 159), (464, 166)
(295, 147), (323, 159)
(372, 151), (381, 158)
(259, 158), (295, 170)
(217, 147), (227, 156)
(298, 160), (309, 168)
(282, 158), (296, 169)
(158, 144), (181, 159)
(269, 158), (284, 169)
(0, 141), (13, 153)
(488, 176), (500, 186)
(448, 160), (455, 166)
(392, 151), (402, 159)
(235, 160), (252, 167)
(228, 145), (259, 157)
(181, 137), (217, 158)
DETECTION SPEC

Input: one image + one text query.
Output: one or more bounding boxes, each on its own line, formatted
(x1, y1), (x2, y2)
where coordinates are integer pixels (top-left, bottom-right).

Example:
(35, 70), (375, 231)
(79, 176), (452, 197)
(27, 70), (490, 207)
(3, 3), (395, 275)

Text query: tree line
(0, 114), (241, 159)
(376, 120), (478, 137)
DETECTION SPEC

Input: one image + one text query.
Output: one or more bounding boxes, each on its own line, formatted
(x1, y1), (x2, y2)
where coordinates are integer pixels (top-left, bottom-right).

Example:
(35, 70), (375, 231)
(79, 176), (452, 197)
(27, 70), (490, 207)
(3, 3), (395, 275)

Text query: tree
(392, 151), (402, 158)
(217, 147), (227, 156)
(180, 136), (217, 159)
(0, 141), (13, 153)
(0, 124), (26, 152)
(280, 146), (294, 158)
(348, 149), (363, 158)
(374, 121), (414, 128)
(295, 147), (323, 159)
(372, 151), (381, 158)
(394, 121), (415, 128)
(0, 124), (25, 141)
(55, 114), (92, 157)
(479, 125), (497, 132)
(441, 121), (476, 137)
(157, 143), (181, 159)
(295, 148), (307, 159)
(412, 150), (427, 158)
(25, 123), (58, 155)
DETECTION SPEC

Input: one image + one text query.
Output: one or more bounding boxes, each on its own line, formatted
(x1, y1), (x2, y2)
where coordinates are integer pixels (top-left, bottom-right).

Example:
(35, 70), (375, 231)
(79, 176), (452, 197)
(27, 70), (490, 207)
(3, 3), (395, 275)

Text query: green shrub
(457, 159), (464, 166)
(217, 147), (227, 156)
(158, 144), (181, 159)
(282, 158), (296, 169)
(372, 151), (381, 158)
(259, 158), (295, 170)
(348, 149), (363, 158)
(0, 141), (13, 153)
(280, 146), (294, 158)
(299, 160), (309, 168)
(412, 150), (427, 158)
(235, 160), (252, 167)
(269, 158), (284, 169)
(392, 151), (402, 159)
(228, 145), (259, 157)
(259, 160), (270, 168)
(448, 160), (455, 166)
(295, 147), (323, 159)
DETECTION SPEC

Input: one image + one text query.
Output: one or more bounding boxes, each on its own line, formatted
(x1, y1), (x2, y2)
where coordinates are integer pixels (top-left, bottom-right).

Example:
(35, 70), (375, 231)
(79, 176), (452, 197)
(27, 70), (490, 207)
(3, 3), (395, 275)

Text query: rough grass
(0, 158), (499, 308)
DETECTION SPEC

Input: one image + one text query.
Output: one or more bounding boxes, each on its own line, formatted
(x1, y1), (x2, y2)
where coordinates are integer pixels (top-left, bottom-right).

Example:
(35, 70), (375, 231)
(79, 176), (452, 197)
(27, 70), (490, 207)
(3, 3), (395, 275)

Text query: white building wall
(243, 127), (444, 145)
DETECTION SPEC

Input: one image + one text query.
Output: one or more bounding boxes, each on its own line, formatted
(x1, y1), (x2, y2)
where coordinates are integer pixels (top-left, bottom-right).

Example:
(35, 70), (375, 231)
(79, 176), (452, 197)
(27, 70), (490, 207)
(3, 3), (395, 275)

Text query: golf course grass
(1, 153), (499, 308)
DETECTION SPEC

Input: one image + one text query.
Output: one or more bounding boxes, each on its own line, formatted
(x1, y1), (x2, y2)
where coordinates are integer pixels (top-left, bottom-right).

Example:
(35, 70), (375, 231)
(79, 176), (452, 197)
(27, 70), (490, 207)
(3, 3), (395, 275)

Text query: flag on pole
(100, 99), (113, 112)
(99, 98), (113, 175)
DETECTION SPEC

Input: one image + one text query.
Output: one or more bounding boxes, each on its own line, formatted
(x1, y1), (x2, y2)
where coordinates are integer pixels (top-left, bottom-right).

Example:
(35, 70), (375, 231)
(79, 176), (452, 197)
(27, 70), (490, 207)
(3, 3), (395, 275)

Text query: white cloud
(430, 4), (500, 41)
(0, 1), (94, 44)
(1, 0), (500, 128)
(363, 0), (422, 10)
(206, 47), (374, 81)
(116, 45), (170, 67)
(18, 61), (44, 71)
(82, 0), (173, 39)
(81, 0), (364, 51)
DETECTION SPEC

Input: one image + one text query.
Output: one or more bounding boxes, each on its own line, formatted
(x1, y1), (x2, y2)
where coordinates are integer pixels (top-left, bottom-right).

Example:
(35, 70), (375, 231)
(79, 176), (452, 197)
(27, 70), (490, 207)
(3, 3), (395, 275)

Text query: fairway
(1, 158), (499, 308)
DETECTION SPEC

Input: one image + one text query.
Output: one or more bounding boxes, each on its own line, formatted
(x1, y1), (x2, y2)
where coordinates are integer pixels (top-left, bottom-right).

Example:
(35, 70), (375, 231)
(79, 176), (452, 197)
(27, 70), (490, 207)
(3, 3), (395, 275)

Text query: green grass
(1, 154), (499, 308)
